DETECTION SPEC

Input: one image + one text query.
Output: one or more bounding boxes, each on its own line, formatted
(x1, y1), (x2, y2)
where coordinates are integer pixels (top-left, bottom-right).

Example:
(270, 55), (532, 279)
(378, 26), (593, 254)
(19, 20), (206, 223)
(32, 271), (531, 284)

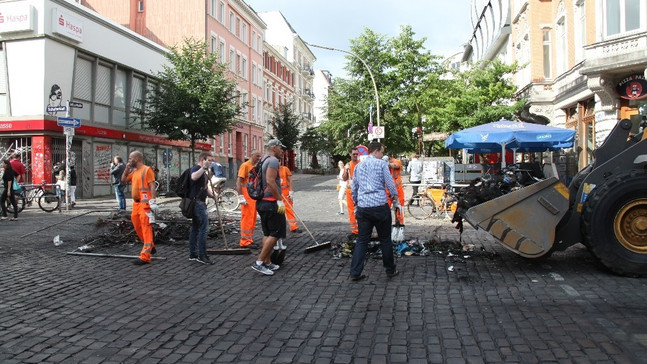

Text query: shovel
(206, 175), (251, 255)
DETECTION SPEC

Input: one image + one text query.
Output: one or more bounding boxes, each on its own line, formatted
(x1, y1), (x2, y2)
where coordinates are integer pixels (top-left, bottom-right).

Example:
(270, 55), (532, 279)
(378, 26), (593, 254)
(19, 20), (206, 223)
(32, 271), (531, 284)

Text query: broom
(206, 175), (251, 255)
(281, 196), (332, 253)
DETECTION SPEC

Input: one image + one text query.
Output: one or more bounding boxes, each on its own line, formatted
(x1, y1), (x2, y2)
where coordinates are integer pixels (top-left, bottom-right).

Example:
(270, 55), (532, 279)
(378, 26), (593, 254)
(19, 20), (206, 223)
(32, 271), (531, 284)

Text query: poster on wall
(94, 143), (112, 184)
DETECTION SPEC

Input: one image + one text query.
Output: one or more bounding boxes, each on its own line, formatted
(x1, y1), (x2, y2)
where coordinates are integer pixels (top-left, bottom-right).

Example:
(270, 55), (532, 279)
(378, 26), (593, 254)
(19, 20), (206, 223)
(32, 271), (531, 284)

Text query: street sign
(57, 117), (81, 128)
(372, 126), (385, 139)
(46, 105), (67, 113)
(63, 126), (75, 136)
(69, 101), (84, 108)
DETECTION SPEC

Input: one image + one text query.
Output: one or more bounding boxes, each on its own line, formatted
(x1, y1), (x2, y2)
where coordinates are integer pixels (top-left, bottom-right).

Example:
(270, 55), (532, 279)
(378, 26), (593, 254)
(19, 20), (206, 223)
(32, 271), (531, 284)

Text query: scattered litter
(462, 243), (475, 252)
(53, 235), (63, 246)
(447, 252), (454, 257)
(463, 255), (470, 259)
(448, 266), (455, 272)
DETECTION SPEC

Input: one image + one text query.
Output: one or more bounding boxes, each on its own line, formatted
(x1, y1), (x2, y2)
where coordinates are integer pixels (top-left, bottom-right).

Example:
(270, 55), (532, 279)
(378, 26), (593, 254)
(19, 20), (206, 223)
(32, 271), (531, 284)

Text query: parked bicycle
(3, 183), (60, 213)
(206, 179), (240, 213)
(407, 184), (456, 220)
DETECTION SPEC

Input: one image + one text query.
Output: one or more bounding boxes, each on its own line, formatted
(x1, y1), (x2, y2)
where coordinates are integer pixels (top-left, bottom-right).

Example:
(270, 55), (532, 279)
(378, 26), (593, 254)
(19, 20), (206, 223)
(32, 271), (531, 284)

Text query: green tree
(270, 102), (301, 150)
(299, 126), (334, 168)
(144, 38), (242, 163)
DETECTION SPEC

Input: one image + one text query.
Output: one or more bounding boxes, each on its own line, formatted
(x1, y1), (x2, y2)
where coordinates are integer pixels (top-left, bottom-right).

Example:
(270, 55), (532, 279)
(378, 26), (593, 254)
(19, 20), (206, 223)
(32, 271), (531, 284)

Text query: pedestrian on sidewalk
(10, 153), (26, 183)
(336, 160), (346, 215)
(251, 139), (286, 276)
(110, 156), (127, 211)
(350, 141), (400, 281)
(1, 159), (19, 221)
(121, 151), (158, 265)
(69, 165), (77, 207)
(188, 152), (215, 265)
(236, 150), (262, 248)
(407, 153), (423, 198)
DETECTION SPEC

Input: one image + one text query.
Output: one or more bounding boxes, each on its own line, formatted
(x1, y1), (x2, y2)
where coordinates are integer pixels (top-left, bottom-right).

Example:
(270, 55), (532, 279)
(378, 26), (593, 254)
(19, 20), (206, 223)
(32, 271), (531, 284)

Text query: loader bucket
(463, 177), (570, 258)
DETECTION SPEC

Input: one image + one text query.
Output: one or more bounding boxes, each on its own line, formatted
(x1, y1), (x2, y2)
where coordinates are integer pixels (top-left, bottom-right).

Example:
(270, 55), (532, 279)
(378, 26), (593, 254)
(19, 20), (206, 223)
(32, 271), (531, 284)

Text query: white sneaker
(266, 262), (280, 271)
(251, 262), (274, 275)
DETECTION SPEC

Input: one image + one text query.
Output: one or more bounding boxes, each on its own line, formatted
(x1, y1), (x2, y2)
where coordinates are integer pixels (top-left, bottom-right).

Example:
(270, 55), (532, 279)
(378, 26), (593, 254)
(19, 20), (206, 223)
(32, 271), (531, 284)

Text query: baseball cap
(267, 139), (286, 148)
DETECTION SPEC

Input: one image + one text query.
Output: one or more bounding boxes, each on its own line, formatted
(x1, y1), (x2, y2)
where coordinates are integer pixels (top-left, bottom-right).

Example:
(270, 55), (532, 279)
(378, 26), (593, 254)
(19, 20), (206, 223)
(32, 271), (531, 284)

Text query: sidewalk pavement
(0, 173), (646, 363)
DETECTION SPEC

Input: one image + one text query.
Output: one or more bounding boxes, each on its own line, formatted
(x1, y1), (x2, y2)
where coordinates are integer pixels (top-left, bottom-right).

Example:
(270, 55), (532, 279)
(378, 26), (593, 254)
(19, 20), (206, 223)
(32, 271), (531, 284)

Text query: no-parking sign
(372, 126), (385, 139)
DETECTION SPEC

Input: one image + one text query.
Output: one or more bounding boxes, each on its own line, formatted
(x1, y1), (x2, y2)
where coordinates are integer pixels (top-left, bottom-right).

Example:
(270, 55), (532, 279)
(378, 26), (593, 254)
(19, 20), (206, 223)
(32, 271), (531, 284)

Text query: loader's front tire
(582, 170), (647, 277)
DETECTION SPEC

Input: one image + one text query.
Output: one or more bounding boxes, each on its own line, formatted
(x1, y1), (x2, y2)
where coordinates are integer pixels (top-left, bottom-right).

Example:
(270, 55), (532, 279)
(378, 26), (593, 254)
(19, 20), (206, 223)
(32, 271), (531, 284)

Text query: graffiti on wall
(47, 84), (64, 116)
(94, 143), (112, 184)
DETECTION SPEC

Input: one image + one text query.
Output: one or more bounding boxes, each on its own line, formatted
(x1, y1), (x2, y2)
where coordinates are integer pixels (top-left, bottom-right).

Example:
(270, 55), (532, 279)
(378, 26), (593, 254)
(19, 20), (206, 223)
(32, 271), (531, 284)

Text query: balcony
(581, 31), (647, 76)
(302, 64), (315, 78)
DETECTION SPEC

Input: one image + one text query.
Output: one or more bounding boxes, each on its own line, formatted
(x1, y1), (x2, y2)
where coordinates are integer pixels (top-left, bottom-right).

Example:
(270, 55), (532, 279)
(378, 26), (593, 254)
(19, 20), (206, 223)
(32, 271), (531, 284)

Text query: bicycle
(407, 185), (456, 220)
(206, 179), (240, 212)
(3, 183), (61, 213)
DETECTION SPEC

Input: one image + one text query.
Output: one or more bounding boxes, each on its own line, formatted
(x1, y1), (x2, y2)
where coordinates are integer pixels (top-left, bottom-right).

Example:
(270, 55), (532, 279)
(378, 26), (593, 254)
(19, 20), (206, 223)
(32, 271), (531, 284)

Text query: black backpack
(175, 168), (192, 198)
(246, 156), (269, 200)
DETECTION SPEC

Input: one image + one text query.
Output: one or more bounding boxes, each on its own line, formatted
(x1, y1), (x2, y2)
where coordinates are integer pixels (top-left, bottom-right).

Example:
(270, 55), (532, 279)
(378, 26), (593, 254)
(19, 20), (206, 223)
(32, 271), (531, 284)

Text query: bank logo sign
(52, 8), (83, 43)
(0, 3), (35, 34)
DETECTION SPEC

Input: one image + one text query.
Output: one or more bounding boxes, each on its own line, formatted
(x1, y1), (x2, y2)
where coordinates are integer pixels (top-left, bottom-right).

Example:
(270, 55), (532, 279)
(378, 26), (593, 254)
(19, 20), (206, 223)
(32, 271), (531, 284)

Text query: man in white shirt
(407, 153), (423, 197)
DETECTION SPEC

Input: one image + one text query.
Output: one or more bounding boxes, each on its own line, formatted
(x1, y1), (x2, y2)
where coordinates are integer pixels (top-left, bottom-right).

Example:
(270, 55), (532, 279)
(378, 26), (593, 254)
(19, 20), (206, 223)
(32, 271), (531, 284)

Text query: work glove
(288, 190), (294, 199)
(148, 198), (159, 213)
(146, 212), (156, 224)
(277, 200), (286, 215)
(238, 195), (247, 205)
(392, 201), (403, 216)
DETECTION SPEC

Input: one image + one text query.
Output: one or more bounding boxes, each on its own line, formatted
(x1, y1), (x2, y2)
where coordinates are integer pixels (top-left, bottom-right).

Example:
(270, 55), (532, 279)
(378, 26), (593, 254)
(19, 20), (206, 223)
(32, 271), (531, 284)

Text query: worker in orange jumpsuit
(236, 150), (262, 248)
(279, 161), (299, 232)
(122, 150), (158, 265)
(385, 155), (405, 225)
(343, 147), (360, 235)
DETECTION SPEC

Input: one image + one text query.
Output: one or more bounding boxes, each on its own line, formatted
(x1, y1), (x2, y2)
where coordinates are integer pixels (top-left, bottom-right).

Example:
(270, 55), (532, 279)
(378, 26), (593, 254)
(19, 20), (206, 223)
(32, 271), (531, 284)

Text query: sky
(244, 0), (474, 79)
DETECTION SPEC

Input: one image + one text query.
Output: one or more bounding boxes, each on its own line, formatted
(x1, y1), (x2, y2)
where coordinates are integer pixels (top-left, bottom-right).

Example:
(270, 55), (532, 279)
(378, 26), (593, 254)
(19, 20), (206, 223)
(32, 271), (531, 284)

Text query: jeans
(189, 200), (209, 256)
(350, 204), (396, 276)
(115, 184), (126, 210)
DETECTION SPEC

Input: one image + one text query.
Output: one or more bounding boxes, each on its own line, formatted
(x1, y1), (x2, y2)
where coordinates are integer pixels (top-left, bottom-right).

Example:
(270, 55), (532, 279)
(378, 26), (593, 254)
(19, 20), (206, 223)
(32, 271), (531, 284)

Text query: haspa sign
(616, 74), (647, 100)
(0, 3), (35, 34)
(52, 8), (83, 42)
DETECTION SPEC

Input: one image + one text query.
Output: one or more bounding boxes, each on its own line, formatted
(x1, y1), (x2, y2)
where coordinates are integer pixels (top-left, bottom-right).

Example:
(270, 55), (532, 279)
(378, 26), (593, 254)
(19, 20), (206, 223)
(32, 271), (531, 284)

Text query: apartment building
(465, 0), (647, 174)
(83, 0), (267, 176)
(0, 0), (183, 198)
(256, 10), (315, 170)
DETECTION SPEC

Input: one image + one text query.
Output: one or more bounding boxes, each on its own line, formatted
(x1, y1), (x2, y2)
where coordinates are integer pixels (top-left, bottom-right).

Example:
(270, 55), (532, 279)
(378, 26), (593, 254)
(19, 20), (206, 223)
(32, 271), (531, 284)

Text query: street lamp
(305, 42), (381, 137)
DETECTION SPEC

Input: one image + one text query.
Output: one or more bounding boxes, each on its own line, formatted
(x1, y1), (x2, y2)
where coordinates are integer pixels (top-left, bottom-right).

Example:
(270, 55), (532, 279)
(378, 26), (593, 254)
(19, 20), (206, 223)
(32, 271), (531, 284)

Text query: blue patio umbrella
(445, 120), (575, 167)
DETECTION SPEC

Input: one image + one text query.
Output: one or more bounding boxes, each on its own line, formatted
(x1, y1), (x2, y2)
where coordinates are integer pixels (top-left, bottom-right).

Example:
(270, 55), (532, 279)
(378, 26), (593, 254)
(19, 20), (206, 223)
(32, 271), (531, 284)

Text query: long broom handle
(281, 194), (321, 246)
(208, 173), (229, 250)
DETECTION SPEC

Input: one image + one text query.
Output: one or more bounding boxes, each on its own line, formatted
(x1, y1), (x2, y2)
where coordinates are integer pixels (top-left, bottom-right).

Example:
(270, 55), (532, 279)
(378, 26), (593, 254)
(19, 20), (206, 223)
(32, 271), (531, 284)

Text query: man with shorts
(251, 139), (286, 276)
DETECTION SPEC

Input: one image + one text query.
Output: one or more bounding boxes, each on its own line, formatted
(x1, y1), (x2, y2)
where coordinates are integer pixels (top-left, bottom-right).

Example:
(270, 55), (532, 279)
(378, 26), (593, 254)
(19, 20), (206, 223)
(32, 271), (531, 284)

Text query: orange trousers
(345, 188), (358, 234)
(239, 189), (257, 247)
(282, 190), (298, 231)
(131, 202), (155, 262)
(387, 186), (405, 225)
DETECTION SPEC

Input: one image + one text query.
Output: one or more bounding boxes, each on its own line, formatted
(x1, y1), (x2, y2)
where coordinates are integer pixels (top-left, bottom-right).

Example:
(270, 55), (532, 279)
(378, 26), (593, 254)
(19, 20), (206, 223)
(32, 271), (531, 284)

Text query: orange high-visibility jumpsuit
(280, 165), (298, 231)
(237, 160), (257, 247)
(386, 157), (405, 225)
(345, 160), (360, 234)
(124, 165), (156, 263)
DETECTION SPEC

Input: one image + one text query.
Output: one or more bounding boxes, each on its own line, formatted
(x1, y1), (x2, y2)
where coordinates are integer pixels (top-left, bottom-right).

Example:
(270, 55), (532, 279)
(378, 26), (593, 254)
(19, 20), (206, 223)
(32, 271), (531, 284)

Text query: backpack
(175, 168), (192, 198)
(246, 156), (269, 200)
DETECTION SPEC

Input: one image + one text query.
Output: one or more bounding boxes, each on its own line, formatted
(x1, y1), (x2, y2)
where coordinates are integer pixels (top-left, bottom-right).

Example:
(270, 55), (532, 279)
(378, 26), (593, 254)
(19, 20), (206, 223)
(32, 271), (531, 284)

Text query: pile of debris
(331, 235), (474, 259)
(73, 210), (239, 253)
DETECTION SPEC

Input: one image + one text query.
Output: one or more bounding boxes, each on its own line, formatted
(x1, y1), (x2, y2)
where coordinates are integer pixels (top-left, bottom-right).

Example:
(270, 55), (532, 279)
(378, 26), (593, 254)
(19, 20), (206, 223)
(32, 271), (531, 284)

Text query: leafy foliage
(143, 38), (242, 162)
(270, 102), (301, 151)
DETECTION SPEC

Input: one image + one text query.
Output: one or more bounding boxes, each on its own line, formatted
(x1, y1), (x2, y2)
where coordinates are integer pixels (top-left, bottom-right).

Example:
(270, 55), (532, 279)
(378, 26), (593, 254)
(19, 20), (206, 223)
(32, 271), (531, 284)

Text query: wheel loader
(462, 119), (647, 276)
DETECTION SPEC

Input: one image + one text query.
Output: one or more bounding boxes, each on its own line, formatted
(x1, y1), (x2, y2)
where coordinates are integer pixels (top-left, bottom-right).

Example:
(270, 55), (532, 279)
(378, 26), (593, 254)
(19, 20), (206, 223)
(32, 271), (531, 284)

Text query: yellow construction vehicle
(462, 119), (647, 276)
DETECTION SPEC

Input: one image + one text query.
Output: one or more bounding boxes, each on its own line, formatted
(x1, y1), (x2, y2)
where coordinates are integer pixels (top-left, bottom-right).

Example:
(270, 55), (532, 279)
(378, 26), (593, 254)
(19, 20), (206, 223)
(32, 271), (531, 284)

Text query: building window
(242, 56), (247, 79)
(252, 31), (257, 51)
(556, 16), (567, 74)
(228, 133), (232, 155)
(574, 0), (586, 62)
(252, 63), (257, 85)
(218, 1), (224, 23)
(219, 134), (224, 154)
(113, 68), (127, 127)
(229, 48), (235, 73)
(210, 35), (217, 54)
(210, 0), (216, 17)
(130, 76), (145, 129)
(242, 23), (247, 44)
(542, 29), (551, 80)
(235, 17), (240, 38)
(229, 11), (235, 33)
(605, 0), (642, 36)
(137, 1), (144, 12)
(219, 40), (226, 64)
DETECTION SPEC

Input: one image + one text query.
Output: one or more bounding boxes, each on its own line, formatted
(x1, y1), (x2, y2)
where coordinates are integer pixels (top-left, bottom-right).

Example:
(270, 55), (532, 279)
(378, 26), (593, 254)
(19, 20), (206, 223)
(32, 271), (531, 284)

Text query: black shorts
(258, 210), (286, 239)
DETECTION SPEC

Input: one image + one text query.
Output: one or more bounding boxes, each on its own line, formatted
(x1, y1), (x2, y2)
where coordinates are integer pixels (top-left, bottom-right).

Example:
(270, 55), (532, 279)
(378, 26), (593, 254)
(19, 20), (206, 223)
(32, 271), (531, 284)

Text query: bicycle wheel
(38, 192), (60, 212)
(5, 193), (25, 213)
(407, 193), (436, 220)
(217, 189), (240, 212)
